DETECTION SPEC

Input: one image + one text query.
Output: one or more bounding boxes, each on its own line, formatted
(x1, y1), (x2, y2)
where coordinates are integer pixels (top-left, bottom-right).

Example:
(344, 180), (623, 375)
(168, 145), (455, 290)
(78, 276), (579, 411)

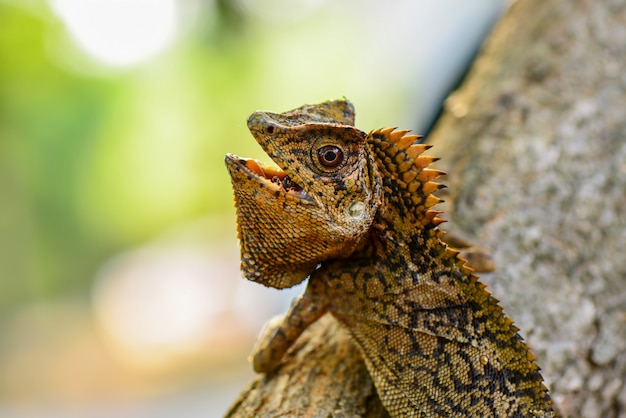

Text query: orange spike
(406, 144), (431, 159)
(424, 194), (441, 208)
(414, 155), (440, 169)
(378, 127), (395, 136)
(425, 209), (443, 218)
(389, 129), (411, 142)
(397, 134), (420, 150)
(419, 168), (446, 182)
(422, 181), (443, 194)
(425, 210), (445, 225)
(431, 217), (446, 226)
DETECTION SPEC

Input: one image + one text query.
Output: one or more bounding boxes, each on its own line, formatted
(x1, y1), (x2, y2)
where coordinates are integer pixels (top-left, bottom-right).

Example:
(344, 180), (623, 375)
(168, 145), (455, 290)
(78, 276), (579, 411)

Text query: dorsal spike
(407, 143), (432, 159)
(397, 134), (420, 150)
(378, 127), (396, 136)
(414, 156), (440, 169)
(389, 129), (412, 142)
(419, 168), (446, 182)
(367, 127), (445, 230)
(425, 209), (443, 218)
(429, 217), (446, 226)
(425, 210), (445, 225)
(424, 194), (442, 208)
(422, 181), (444, 195)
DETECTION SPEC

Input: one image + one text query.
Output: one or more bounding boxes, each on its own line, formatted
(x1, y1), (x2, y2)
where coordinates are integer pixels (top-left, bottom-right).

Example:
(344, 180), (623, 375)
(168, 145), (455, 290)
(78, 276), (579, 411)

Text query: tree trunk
(430, 1), (626, 416)
(226, 1), (626, 417)
(225, 314), (390, 418)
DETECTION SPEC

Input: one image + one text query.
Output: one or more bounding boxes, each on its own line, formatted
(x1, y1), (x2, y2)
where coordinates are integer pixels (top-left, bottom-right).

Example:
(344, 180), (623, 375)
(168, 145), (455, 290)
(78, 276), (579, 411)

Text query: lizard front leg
(251, 283), (328, 373)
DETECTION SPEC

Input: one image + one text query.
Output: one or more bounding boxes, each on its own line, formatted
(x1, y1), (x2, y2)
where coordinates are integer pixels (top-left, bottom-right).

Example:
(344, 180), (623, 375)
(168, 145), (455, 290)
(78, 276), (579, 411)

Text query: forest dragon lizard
(224, 99), (555, 417)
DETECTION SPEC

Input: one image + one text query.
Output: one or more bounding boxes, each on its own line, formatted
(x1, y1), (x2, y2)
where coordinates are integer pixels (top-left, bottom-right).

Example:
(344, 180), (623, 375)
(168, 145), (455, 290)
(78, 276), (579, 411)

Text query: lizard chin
(225, 154), (313, 203)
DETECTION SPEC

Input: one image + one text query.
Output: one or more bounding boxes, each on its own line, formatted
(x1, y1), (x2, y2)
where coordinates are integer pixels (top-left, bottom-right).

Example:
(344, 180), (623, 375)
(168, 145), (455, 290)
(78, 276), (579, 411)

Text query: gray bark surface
(226, 1), (626, 416)
(225, 315), (389, 418)
(431, 1), (626, 416)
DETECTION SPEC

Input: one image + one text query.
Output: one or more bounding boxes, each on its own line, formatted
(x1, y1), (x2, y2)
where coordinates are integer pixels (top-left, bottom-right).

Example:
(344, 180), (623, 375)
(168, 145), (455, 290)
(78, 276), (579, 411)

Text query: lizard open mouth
(225, 154), (312, 202)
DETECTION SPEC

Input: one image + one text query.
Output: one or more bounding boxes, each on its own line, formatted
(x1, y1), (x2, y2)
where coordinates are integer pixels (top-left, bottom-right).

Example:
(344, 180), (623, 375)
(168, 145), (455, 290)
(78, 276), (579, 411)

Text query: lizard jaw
(225, 154), (313, 203)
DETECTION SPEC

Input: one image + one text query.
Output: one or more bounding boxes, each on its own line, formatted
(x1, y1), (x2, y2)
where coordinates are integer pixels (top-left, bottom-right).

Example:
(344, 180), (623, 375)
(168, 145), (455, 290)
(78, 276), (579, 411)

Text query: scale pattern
(225, 99), (555, 417)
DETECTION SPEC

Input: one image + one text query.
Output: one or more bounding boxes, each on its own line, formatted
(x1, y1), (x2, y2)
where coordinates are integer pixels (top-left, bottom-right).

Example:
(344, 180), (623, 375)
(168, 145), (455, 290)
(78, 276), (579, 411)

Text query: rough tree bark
(225, 1), (626, 417)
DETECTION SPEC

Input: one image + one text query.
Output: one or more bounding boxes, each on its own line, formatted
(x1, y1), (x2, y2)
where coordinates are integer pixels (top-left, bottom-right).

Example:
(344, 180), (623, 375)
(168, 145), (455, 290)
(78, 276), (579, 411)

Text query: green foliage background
(0, 1), (411, 317)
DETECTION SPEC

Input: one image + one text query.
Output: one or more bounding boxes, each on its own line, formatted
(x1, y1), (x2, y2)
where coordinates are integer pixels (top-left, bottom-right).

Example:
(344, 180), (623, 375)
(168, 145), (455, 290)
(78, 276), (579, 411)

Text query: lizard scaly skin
(225, 99), (555, 417)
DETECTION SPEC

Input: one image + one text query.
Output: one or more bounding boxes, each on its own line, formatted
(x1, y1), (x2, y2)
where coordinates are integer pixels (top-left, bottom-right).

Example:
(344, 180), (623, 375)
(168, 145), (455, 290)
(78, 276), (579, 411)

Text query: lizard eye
(317, 145), (344, 168)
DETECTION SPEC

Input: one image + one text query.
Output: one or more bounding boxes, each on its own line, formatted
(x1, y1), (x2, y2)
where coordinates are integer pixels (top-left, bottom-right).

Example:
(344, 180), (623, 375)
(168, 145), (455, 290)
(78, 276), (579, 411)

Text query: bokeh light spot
(50, 0), (177, 67)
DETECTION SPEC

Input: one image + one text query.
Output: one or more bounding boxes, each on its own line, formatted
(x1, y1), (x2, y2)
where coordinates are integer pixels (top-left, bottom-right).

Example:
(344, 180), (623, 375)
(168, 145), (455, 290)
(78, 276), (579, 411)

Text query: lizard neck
(366, 211), (464, 288)
(359, 127), (463, 287)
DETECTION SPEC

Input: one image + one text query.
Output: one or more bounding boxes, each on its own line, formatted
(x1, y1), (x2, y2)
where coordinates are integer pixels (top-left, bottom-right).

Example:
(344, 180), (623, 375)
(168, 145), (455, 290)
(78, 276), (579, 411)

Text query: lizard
(224, 99), (555, 417)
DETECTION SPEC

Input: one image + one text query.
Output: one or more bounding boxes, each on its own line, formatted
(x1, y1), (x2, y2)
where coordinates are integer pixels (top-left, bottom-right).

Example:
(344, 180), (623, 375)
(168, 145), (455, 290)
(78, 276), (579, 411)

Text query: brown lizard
(224, 99), (555, 417)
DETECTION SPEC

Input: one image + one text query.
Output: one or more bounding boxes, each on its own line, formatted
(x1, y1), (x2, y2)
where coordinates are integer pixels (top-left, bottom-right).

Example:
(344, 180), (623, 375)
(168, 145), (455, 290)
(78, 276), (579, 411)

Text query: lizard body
(225, 99), (555, 417)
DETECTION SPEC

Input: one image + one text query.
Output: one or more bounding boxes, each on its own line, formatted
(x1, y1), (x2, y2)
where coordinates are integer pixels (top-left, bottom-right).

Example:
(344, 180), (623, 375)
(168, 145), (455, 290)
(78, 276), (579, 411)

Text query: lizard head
(225, 100), (382, 288)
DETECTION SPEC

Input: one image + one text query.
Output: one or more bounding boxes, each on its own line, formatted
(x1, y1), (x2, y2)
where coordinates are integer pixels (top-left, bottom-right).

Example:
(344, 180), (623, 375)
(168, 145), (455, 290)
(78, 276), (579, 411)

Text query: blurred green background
(0, 0), (505, 416)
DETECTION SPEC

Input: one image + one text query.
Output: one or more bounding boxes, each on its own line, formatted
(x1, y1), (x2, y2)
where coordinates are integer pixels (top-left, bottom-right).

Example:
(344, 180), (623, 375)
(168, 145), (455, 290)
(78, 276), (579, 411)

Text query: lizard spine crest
(368, 127), (446, 229)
